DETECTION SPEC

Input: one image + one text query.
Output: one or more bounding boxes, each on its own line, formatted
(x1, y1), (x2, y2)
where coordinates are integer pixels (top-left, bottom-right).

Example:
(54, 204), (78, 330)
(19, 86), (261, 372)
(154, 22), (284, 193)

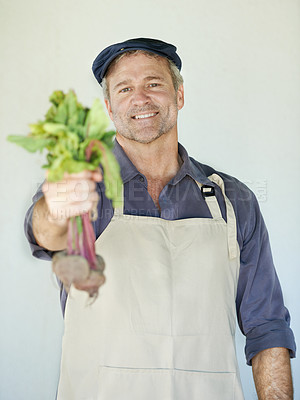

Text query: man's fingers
(44, 187), (99, 205)
(47, 197), (99, 221)
(63, 170), (94, 179)
(63, 168), (103, 181)
(73, 180), (96, 198)
(43, 166), (102, 222)
(91, 168), (103, 182)
(42, 168), (101, 222)
(45, 168), (103, 182)
(43, 180), (98, 200)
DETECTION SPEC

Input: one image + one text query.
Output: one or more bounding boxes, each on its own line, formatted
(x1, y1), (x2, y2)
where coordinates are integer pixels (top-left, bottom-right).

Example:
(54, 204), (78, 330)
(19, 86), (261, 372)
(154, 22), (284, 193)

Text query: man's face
(104, 53), (184, 144)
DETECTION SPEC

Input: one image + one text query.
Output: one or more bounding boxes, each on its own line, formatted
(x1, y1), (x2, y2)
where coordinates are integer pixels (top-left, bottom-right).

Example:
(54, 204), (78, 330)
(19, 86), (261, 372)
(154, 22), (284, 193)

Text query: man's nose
(131, 87), (150, 106)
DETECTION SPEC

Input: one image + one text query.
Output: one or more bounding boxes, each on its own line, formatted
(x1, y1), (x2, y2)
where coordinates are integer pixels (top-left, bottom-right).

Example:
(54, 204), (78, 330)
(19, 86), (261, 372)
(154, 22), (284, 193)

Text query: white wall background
(0, 0), (299, 398)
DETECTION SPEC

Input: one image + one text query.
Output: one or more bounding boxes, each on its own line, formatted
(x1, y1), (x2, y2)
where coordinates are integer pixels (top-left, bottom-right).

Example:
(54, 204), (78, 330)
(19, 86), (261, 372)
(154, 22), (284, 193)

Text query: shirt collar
(113, 139), (213, 186)
(113, 139), (141, 183)
(171, 143), (213, 186)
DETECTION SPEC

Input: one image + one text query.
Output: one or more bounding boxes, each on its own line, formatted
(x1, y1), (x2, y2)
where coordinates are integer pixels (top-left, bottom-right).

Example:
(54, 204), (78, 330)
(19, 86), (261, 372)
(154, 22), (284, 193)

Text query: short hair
(102, 50), (183, 100)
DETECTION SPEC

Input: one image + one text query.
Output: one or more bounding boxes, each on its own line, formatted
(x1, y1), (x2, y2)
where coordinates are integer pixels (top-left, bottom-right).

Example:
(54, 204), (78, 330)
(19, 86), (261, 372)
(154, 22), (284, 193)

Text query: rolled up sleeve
(233, 186), (296, 365)
(245, 320), (296, 365)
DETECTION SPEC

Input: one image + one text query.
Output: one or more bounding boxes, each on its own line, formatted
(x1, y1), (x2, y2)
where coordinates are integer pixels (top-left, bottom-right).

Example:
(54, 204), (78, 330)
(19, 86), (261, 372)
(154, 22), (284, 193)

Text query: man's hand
(32, 169), (102, 251)
(43, 169), (102, 225)
(252, 347), (293, 399)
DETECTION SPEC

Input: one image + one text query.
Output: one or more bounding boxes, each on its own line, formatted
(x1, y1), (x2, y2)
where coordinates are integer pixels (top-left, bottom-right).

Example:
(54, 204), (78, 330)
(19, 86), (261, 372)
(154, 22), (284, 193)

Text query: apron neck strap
(196, 182), (223, 220)
(206, 174), (238, 260)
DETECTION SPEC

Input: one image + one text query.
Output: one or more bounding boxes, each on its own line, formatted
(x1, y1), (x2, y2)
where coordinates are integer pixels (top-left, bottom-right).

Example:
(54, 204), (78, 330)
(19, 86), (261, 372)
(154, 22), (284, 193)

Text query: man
(25, 38), (296, 399)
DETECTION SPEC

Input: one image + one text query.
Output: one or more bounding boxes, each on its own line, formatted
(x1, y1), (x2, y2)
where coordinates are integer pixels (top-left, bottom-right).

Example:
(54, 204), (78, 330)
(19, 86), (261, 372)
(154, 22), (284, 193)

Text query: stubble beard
(112, 97), (178, 144)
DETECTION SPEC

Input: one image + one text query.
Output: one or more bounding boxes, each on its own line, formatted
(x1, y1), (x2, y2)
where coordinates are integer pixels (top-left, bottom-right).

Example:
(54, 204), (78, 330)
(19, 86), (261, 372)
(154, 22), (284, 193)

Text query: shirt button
(139, 176), (145, 182)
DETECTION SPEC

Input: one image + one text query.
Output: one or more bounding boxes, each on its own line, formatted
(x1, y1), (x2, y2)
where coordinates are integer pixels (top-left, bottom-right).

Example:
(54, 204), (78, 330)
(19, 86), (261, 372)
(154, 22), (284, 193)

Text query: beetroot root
(73, 255), (106, 298)
(52, 251), (106, 298)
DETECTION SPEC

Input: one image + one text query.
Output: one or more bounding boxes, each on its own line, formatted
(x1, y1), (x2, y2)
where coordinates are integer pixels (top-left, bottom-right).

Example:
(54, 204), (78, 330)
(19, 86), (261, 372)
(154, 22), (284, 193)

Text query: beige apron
(57, 174), (244, 400)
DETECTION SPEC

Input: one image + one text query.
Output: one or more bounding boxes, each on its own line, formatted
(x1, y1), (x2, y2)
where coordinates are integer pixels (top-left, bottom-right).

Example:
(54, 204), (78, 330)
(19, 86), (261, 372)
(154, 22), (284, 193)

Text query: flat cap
(92, 37), (182, 86)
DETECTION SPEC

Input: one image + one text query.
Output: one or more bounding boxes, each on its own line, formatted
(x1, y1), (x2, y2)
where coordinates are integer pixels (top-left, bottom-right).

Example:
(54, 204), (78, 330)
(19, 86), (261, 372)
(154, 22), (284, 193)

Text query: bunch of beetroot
(8, 90), (122, 298)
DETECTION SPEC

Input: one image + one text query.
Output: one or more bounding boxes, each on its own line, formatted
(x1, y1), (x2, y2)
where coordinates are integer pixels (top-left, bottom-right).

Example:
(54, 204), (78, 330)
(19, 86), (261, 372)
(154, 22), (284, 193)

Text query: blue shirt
(24, 140), (296, 365)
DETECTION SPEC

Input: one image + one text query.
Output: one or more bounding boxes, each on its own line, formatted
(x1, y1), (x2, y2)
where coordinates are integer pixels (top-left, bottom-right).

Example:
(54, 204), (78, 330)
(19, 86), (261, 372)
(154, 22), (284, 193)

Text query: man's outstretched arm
(252, 347), (293, 399)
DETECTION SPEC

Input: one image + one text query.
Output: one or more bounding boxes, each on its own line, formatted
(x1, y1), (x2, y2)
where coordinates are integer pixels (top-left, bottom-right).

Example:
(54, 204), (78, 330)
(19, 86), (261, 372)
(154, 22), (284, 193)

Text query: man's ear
(177, 84), (184, 110)
(104, 99), (113, 121)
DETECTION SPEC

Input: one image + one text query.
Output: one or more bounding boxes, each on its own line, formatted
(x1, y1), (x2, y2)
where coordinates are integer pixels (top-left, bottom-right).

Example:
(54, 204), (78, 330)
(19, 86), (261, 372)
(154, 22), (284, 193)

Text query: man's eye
(120, 88), (130, 93)
(149, 83), (158, 88)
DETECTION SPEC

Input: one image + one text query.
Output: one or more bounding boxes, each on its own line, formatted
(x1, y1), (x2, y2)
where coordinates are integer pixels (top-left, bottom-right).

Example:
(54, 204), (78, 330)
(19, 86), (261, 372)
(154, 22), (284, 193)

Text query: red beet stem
(85, 140), (113, 187)
(67, 219), (72, 255)
(82, 212), (97, 270)
(67, 218), (76, 255)
(74, 218), (80, 255)
(78, 221), (84, 256)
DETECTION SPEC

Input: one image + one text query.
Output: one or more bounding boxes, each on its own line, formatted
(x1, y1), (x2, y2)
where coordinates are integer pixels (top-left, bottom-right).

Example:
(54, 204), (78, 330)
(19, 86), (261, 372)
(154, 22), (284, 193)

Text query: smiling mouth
(132, 112), (158, 120)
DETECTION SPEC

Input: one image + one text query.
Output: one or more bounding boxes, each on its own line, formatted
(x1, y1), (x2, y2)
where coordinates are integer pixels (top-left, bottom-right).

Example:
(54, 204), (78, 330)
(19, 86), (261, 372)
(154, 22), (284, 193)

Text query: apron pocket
(174, 369), (236, 400)
(97, 366), (172, 400)
(97, 366), (240, 400)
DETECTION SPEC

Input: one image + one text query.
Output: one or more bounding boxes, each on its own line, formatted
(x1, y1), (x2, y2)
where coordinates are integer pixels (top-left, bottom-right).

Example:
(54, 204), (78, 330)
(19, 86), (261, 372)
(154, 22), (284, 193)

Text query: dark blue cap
(92, 37), (182, 86)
